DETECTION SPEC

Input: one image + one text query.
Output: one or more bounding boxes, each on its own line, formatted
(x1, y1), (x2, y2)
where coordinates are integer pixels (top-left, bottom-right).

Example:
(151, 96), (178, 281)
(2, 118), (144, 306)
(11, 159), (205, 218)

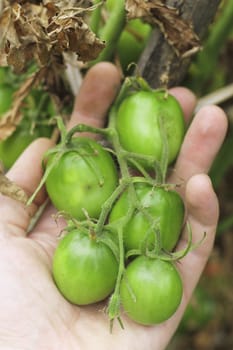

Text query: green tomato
(117, 19), (152, 73)
(115, 90), (185, 168)
(0, 84), (14, 116)
(109, 182), (184, 252)
(120, 256), (183, 325)
(53, 229), (118, 305)
(45, 137), (118, 220)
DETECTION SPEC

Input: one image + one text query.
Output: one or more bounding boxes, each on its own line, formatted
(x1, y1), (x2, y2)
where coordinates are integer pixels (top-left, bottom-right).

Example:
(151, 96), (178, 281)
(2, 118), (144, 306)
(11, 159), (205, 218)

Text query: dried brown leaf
(0, 69), (44, 140)
(126, 0), (201, 57)
(0, 1), (104, 72)
(0, 171), (28, 205)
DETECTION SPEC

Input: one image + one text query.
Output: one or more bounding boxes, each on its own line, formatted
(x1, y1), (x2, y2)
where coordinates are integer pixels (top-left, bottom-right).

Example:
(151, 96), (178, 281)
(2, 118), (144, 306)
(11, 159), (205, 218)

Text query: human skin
(0, 62), (228, 350)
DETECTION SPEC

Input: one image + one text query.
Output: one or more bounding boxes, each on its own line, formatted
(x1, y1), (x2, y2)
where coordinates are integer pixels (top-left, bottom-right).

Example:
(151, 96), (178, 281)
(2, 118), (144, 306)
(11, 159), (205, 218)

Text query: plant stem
(190, 0), (233, 94)
(95, 180), (129, 236)
(89, 0), (103, 34)
(195, 82), (233, 112)
(90, 0), (126, 65)
(65, 123), (110, 144)
(107, 224), (125, 327)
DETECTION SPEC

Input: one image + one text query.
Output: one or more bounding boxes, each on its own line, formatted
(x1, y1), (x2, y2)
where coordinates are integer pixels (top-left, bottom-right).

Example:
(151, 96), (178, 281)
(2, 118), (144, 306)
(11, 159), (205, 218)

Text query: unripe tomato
(115, 90), (185, 168)
(109, 182), (184, 252)
(53, 229), (118, 305)
(45, 137), (118, 220)
(120, 256), (183, 325)
(116, 19), (152, 73)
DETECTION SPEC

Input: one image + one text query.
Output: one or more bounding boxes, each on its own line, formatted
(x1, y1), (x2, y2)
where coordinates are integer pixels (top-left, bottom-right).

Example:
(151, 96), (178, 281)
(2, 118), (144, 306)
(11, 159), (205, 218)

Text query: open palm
(0, 63), (227, 350)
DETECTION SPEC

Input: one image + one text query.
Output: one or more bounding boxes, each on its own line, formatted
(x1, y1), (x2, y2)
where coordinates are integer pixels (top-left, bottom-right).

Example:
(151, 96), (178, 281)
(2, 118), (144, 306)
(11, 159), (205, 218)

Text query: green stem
(94, 124), (133, 235)
(157, 113), (169, 184)
(89, 0), (103, 34)
(95, 179), (129, 236)
(57, 117), (68, 144)
(90, 0), (126, 65)
(65, 123), (110, 144)
(190, 1), (233, 94)
(107, 224), (125, 329)
(121, 150), (163, 181)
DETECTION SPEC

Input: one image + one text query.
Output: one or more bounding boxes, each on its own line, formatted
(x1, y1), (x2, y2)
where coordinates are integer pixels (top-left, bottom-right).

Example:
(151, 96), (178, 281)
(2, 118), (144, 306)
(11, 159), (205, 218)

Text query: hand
(0, 63), (227, 350)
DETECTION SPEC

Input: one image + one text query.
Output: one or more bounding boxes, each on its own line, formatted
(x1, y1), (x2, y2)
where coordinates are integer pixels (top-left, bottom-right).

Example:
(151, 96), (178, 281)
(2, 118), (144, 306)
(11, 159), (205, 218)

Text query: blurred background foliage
(169, 0), (233, 348)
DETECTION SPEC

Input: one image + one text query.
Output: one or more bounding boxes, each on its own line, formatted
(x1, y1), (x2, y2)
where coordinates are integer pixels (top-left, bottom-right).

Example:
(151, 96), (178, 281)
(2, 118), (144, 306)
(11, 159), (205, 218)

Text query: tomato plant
(0, 68), (6, 83)
(0, 68), (13, 86)
(0, 124), (52, 169)
(53, 228), (118, 305)
(109, 182), (184, 253)
(120, 256), (183, 325)
(0, 84), (15, 116)
(0, 84), (54, 169)
(45, 136), (118, 220)
(115, 90), (185, 169)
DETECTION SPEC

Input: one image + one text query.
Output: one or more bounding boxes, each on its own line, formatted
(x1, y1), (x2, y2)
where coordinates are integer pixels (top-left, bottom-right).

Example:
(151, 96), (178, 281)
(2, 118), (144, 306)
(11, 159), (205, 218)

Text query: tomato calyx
(107, 292), (124, 331)
(27, 117), (115, 207)
(55, 213), (120, 265)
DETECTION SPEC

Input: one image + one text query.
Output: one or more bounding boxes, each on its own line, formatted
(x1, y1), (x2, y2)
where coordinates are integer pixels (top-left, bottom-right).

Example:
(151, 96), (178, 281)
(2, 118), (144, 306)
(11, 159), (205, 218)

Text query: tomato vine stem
(65, 123), (110, 144)
(90, 0), (126, 65)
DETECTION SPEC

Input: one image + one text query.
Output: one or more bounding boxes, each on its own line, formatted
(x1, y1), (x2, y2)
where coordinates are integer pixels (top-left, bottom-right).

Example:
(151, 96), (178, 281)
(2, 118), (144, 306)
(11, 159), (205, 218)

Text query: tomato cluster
(29, 76), (187, 327)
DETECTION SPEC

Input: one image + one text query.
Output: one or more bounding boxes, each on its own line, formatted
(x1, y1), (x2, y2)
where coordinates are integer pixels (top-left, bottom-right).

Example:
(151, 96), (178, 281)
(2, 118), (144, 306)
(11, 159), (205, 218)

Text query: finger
(177, 174), (219, 305)
(170, 105), (228, 187)
(169, 87), (197, 123)
(0, 138), (53, 236)
(68, 62), (121, 131)
(158, 174), (219, 342)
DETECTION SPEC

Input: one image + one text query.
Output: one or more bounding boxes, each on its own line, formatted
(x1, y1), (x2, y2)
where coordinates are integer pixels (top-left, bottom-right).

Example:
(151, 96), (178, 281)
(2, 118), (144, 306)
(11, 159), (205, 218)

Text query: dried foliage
(0, 0), (104, 73)
(0, 71), (41, 139)
(126, 0), (201, 57)
(0, 1), (104, 140)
